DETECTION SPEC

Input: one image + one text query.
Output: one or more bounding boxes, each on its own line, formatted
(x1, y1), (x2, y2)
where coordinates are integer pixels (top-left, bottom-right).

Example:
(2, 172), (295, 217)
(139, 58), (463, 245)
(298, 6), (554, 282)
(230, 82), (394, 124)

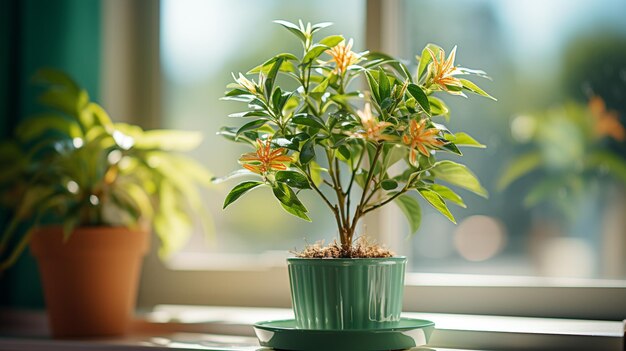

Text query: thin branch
(300, 164), (335, 212)
(344, 145), (365, 196)
(345, 146), (365, 225)
(349, 143), (383, 238)
(362, 188), (409, 215)
(334, 157), (342, 190)
(364, 181), (381, 205)
(325, 149), (348, 235)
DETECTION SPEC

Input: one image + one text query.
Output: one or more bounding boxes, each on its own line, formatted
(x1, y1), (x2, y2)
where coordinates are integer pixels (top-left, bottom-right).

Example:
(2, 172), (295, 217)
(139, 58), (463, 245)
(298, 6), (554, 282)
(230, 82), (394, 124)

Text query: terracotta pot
(30, 226), (149, 338)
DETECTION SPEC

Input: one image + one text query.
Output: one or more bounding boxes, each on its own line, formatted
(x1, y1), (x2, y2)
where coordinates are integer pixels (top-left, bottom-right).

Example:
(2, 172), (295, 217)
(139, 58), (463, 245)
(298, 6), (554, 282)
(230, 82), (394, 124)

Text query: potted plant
(0, 70), (212, 337)
(219, 20), (494, 333)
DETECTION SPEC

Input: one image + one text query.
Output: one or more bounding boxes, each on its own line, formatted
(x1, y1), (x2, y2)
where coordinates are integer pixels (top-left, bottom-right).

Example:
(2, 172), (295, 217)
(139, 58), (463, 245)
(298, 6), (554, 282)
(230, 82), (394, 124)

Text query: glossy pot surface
(287, 257), (406, 330)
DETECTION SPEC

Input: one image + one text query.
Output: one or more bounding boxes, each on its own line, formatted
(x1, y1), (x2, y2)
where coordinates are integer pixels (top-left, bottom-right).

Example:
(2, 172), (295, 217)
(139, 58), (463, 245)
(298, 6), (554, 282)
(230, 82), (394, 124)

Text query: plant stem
(325, 149), (350, 246)
(301, 164), (334, 211)
(345, 146), (366, 225)
(347, 143), (383, 249)
(362, 187), (408, 215)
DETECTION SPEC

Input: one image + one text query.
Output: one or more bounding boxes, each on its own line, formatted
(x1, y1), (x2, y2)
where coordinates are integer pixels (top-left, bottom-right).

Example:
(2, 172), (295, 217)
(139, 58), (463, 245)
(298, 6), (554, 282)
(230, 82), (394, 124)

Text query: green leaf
(122, 182), (155, 219)
(311, 76), (330, 94)
(276, 170), (311, 189)
(459, 78), (496, 101)
(383, 144), (406, 168)
(428, 96), (449, 118)
(363, 52), (413, 82)
(439, 141), (463, 156)
(337, 145), (351, 161)
(62, 214), (80, 242)
(291, 114), (326, 130)
(407, 84), (431, 114)
(365, 70), (381, 103)
(497, 151), (542, 190)
(311, 22), (333, 32)
(299, 139), (315, 164)
(247, 55), (298, 75)
(211, 169), (254, 184)
(169, 154), (214, 187)
(272, 182), (310, 221)
(32, 68), (81, 94)
(236, 119), (267, 136)
(378, 67), (391, 102)
(148, 154), (206, 211)
(381, 179), (398, 190)
(229, 110), (271, 118)
(303, 44), (330, 65)
(265, 57), (284, 95)
(15, 186), (56, 219)
(225, 88), (253, 97)
(417, 44), (442, 80)
(418, 188), (456, 223)
(0, 142), (24, 184)
(223, 181), (264, 209)
(16, 114), (82, 142)
(430, 160), (488, 198)
(153, 182), (193, 258)
(319, 35), (344, 48)
(394, 194), (422, 234)
(273, 20), (307, 43)
(87, 103), (114, 129)
(309, 161), (326, 187)
(38, 89), (84, 117)
(271, 87), (284, 110)
(444, 132), (486, 148)
(430, 184), (466, 208)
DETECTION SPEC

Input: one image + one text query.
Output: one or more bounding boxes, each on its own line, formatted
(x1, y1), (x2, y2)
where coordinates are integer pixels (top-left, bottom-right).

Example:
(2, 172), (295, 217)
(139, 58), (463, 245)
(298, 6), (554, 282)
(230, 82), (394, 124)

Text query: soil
(294, 237), (394, 258)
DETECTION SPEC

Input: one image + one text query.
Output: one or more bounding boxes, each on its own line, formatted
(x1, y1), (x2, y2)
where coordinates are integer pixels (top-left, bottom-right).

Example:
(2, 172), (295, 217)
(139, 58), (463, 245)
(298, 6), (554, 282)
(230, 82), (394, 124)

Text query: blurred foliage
(498, 96), (626, 220)
(0, 69), (213, 270)
(218, 20), (494, 255)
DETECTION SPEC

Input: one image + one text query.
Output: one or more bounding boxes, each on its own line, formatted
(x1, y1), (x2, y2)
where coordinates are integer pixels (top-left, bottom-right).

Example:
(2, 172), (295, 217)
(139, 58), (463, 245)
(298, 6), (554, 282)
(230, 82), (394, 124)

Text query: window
(394, 0), (626, 279)
(116, 0), (626, 318)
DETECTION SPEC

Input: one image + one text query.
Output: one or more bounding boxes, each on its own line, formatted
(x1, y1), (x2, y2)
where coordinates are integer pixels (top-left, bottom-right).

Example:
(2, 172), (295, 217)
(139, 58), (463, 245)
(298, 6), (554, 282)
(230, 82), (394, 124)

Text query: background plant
(219, 20), (494, 256)
(498, 97), (626, 219)
(0, 69), (213, 270)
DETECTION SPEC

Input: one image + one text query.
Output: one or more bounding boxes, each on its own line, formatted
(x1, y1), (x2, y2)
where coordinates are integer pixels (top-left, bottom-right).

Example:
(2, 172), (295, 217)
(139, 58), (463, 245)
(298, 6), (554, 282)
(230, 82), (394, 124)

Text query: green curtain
(0, 0), (101, 308)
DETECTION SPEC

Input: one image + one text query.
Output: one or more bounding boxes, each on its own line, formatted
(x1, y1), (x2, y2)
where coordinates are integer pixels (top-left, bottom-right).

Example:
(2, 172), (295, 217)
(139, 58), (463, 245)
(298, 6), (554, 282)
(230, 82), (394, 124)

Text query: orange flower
(426, 46), (464, 95)
(348, 103), (395, 143)
(326, 39), (361, 75)
(589, 96), (625, 141)
(402, 119), (445, 165)
(239, 138), (292, 175)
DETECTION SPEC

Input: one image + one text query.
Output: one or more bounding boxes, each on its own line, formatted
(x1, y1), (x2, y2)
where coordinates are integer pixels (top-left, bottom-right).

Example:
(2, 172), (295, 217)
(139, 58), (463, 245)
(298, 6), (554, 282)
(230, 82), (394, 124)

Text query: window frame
(102, 0), (626, 321)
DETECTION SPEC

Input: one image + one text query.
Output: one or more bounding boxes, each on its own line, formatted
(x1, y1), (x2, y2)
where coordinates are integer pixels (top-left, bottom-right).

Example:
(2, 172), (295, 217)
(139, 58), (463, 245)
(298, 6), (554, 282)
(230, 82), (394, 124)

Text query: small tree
(220, 20), (495, 257)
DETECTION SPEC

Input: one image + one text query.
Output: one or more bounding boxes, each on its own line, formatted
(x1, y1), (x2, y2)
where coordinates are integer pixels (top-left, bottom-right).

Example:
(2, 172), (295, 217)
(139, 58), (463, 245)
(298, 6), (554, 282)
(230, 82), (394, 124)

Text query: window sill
(1, 306), (623, 351)
(139, 252), (626, 320)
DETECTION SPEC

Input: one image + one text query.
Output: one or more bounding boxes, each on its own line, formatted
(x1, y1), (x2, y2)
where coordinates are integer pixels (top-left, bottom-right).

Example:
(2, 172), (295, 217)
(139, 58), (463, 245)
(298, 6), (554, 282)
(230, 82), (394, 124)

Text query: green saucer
(253, 318), (435, 351)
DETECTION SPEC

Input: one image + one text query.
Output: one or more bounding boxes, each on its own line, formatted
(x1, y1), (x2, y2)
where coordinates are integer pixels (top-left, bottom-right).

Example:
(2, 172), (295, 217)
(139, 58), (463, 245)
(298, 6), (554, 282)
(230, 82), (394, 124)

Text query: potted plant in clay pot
(218, 20), (495, 350)
(0, 70), (212, 338)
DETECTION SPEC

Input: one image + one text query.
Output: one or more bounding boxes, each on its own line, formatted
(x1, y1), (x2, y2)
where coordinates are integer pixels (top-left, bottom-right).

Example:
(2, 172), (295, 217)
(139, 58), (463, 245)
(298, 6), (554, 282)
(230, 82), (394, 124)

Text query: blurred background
(1, 0), (625, 311)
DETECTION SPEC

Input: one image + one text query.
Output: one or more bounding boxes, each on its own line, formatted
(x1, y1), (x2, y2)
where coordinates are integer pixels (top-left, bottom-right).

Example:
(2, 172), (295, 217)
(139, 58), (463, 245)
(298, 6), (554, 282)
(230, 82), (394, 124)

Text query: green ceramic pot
(287, 257), (406, 330)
